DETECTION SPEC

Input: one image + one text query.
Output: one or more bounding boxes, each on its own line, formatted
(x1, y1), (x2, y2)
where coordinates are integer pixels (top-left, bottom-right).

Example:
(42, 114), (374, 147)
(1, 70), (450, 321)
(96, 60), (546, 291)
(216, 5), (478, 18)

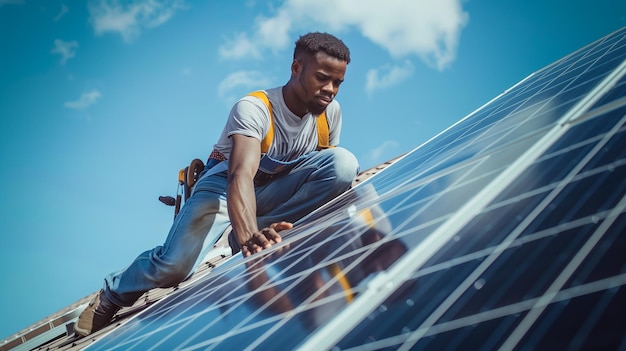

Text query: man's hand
(241, 221), (293, 257)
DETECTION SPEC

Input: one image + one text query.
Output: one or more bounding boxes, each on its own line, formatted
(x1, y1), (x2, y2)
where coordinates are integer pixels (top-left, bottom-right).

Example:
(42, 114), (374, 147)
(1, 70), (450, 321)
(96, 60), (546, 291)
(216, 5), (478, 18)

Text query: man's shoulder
(325, 99), (341, 118)
(237, 87), (281, 111)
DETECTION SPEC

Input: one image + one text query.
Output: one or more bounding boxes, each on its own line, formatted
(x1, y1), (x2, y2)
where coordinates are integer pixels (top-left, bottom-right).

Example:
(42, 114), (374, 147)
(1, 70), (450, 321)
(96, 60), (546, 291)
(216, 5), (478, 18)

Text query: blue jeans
(103, 147), (359, 307)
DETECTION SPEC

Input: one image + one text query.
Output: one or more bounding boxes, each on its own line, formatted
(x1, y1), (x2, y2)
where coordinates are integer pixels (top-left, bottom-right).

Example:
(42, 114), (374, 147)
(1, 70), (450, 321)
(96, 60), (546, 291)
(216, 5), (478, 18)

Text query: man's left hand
(242, 221), (293, 257)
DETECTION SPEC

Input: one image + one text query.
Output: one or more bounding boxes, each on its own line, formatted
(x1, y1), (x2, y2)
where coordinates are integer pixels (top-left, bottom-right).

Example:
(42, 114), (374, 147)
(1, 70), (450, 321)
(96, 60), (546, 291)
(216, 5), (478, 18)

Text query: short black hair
(294, 32), (351, 64)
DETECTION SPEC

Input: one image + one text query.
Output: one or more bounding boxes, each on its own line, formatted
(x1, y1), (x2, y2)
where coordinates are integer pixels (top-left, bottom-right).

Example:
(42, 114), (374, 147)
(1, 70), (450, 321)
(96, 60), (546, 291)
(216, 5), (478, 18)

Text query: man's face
(293, 51), (347, 115)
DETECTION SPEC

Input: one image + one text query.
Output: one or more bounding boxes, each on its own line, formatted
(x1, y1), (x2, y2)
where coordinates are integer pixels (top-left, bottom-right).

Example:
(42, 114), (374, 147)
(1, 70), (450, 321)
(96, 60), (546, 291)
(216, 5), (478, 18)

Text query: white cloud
(218, 7), (293, 60)
(219, 0), (468, 70)
(87, 0), (185, 43)
(51, 39), (79, 65)
(219, 32), (262, 60)
(64, 90), (102, 110)
(365, 60), (414, 95)
(217, 70), (273, 103)
(54, 4), (69, 21)
(368, 140), (400, 165)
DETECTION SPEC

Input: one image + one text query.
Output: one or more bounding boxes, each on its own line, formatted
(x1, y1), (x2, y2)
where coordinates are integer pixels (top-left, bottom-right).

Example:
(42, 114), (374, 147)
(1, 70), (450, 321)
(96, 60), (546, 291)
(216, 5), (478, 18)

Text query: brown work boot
(75, 290), (120, 336)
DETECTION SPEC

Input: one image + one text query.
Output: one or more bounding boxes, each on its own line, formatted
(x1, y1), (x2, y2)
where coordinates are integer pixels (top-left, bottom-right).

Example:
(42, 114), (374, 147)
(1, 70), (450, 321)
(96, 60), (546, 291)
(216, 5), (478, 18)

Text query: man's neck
(282, 84), (307, 118)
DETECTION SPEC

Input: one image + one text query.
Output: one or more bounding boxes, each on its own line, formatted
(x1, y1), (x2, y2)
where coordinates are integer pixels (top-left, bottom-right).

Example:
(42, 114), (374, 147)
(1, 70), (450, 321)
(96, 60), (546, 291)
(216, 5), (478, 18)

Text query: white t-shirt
(213, 86), (342, 163)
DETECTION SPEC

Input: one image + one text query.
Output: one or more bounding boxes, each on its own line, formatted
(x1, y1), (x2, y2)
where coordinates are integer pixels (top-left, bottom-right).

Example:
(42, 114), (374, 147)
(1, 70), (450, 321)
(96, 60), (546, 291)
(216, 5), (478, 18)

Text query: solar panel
(84, 26), (626, 351)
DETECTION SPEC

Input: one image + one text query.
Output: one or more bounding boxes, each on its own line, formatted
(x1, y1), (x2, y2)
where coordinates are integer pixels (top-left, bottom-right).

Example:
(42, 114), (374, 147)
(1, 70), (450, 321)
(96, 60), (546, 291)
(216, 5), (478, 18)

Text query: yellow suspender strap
(247, 91), (274, 153)
(316, 111), (330, 150)
(358, 208), (376, 228)
(247, 91), (331, 153)
(328, 263), (354, 303)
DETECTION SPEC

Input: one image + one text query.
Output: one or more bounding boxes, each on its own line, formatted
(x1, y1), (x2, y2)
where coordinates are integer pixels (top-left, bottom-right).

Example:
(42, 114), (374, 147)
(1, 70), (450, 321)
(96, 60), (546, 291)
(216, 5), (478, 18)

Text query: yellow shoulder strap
(247, 91), (274, 153)
(316, 111), (331, 150)
(247, 90), (331, 153)
(328, 263), (354, 303)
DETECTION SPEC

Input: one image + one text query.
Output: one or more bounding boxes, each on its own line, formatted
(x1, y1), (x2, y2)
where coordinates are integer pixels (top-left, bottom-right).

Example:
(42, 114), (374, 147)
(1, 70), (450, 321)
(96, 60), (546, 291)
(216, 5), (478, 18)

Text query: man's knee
(153, 259), (193, 288)
(325, 147), (359, 186)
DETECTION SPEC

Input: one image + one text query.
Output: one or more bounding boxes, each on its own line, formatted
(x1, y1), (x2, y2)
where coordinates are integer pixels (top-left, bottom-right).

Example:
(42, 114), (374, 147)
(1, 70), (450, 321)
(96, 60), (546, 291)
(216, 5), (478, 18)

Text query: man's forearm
(227, 172), (259, 246)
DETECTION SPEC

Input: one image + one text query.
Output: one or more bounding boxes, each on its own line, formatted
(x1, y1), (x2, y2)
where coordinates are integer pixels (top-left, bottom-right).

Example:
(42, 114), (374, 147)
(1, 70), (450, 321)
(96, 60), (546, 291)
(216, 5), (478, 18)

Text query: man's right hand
(241, 221), (293, 257)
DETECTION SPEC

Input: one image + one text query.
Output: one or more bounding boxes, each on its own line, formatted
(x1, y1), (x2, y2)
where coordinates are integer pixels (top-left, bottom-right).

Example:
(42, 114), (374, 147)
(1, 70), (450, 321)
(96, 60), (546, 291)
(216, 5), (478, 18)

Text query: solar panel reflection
(86, 26), (626, 351)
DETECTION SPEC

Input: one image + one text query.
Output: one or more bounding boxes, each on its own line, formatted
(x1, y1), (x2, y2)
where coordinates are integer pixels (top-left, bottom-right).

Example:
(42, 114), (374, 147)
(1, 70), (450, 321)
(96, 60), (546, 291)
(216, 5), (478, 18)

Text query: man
(75, 32), (359, 336)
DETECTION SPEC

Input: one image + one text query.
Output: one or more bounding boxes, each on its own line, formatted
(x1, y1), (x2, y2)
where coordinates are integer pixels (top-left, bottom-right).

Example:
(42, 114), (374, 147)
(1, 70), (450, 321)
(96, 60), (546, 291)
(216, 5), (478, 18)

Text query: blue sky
(1, 0), (625, 340)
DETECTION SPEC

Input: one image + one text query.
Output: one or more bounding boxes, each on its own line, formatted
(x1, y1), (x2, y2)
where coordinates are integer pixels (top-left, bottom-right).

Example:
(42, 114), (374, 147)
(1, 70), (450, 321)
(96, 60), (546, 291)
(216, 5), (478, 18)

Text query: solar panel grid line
(381, 52), (626, 351)
(507, 65), (568, 103)
(197, 246), (368, 350)
(395, 207), (550, 350)
(237, 207), (411, 350)
(397, 118), (626, 350)
(502, 48), (593, 105)
(146, 296), (225, 351)
(378, 171), (504, 250)
(472, 148), (624, 347)
(570, 94), (626, 128)
(408, 204), (617, 290)
(465, 116), (549, 164)
(150, 275), (278, 350)
(575, 32), (626, 88)
(108, 320), (163, 351)
(351, 158), (494, 233)
(343, 272), (626, 351)
(241, 265), (370, 349)
(112, 267), (239, 324)
(382, 70), (533, 179)
(275, 185), (394, 252)
(173, 288), (357, 351)
(92, 299), (193, 351)
(591, 74), (626, 109)
(163, 264), (310, 350)
(82, 302), (160, 351)
(563, 156), (626, 203)
(493, 80), (592, 144)
(210, 202), (422, 349)
(302, 80), (584, 351)
(304, 188), (395, 226)
(168, 214), (379, 350)
(92, 279), (234, 349)
(178, 216), (401, 350)
(225, 261), (363, 348)
(377, 163), (483, 230)
(503, 34), (625, 131)
(368, 114), (532, 195)
(479, 31), (597, 117)
(172, 312), (286, 351)
(558, 59), (626, 126)
(492, 63), (575, 113)
(298, 105), (578, 351)
(89, 252), (307, 350)
(367, 147), (474, 194)
(567, 283), (621, 350)
(296, 153), (413, 227)
(364, 66), (552, 193)
(563, 214), (626, 292)
(525, 42), (594, 87)
(391, 53), (604, 187)
(532, 26), (625, 87)
(498, 192), (626, 350)
(398, 135), (588, 347)
(454, 95), (536, 144)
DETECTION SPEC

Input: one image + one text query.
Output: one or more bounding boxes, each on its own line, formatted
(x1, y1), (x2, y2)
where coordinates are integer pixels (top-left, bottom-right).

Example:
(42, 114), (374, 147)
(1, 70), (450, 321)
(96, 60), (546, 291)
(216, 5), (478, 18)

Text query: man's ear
(291, 58), (302, 77)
